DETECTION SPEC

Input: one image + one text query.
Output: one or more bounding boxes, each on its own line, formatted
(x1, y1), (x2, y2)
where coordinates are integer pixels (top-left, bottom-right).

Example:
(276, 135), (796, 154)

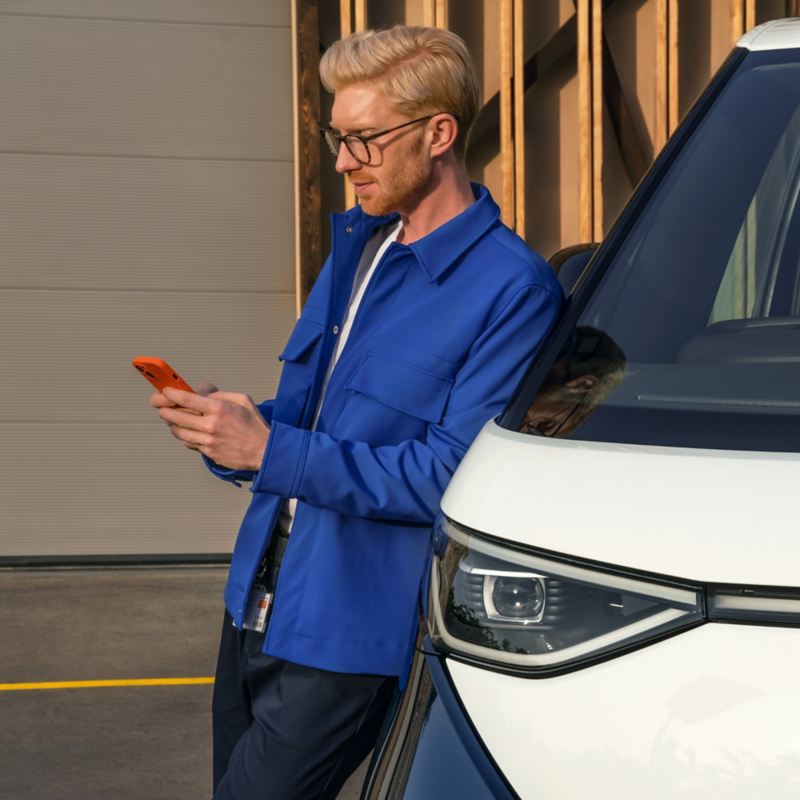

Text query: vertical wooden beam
(790, 1), (800, 18)
(423, 1), (448, 30)
(354, 0), (367, 32)
(591, 0), (603, 242)
(668, 0), (679, 135)
(513, 0), (525, 238)
(745, 0), (756, 30)
(436, 0), (449, 29)
(340, 0), (351, 38)
(291, 0), (322, 310)
(340, 0), (356, 210)
(655, 0), (668, 154)
(730, 0), (745, 44)
(500, 0), (515, 227)
(578, 0), (592, 242)
(423, 0), (435, 27)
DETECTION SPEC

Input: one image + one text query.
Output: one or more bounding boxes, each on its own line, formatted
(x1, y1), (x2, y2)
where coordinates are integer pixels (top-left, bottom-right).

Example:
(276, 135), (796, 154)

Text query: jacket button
(332, 325), (340, 335)
(345, 225), (353, 233)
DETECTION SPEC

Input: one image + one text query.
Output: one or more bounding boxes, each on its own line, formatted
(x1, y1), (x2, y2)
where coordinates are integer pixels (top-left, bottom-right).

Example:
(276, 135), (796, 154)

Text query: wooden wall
(294, 0), (800, 293)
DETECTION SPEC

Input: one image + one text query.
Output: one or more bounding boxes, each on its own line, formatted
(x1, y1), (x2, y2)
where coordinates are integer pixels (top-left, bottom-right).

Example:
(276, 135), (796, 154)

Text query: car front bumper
(448, 621), (800, 799)
(365, 623), (800, 799)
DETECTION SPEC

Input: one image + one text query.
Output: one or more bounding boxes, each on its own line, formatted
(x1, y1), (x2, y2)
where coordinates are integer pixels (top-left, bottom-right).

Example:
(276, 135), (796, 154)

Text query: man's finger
(168, 423), (211, 450)
(149, 392), (176, 409)
(208, 391), (254, 409)
(163, 387), (213, 413)
(159, 406), (212, 431)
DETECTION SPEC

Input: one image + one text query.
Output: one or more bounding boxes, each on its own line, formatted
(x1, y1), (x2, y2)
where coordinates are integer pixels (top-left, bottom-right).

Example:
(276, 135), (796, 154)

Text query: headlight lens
(429, 516), (705, 674)
(489, 575), (545, 621)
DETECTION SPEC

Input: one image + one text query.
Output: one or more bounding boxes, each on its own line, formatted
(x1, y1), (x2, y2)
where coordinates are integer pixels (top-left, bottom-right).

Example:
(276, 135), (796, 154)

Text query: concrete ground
(0, 566), (367, 800)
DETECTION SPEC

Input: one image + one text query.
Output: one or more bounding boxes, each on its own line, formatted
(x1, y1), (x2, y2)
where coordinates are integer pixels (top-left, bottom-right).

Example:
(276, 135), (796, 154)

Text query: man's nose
(334, 142), (361, 174)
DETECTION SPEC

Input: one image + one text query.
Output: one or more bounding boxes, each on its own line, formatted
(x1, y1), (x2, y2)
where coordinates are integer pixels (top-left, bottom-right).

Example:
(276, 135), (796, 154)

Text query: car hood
(441, 420), (800, 586)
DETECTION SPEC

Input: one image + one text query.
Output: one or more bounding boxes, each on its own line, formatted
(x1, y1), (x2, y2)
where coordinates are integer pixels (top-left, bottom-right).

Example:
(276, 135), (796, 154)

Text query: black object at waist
(254, 524), (290, 592)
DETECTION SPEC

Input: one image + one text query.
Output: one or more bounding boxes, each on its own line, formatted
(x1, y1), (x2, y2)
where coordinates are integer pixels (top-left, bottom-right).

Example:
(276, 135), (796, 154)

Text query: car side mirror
(548, 243), (599, 294)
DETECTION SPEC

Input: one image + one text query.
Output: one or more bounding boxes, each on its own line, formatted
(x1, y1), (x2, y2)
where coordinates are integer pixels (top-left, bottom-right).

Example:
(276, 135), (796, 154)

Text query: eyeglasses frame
(320, 114), (441, 165)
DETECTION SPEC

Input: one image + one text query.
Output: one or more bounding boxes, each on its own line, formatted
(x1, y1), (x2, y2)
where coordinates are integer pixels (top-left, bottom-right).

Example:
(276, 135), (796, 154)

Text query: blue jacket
(206, 184), (562, 679)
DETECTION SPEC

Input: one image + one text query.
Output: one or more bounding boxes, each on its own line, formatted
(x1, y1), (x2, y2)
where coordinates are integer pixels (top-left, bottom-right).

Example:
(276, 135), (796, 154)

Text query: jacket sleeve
(201, 399), (275, 486)
(250, 284), (562, 521)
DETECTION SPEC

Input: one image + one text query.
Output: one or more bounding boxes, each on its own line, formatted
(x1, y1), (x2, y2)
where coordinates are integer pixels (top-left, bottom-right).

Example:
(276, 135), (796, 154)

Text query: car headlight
(429, 515), (705, 675)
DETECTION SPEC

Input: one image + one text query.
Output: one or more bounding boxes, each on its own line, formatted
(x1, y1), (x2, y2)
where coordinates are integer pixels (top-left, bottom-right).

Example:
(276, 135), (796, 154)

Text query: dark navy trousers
(212, 611), (397, 800)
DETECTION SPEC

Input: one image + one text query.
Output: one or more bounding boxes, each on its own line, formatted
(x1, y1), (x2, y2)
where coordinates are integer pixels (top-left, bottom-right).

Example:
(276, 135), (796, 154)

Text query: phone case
(132, 356), (194, 394)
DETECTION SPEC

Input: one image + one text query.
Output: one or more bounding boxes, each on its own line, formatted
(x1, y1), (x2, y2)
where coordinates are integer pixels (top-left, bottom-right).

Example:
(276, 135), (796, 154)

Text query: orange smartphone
(132, 356), (194, 394)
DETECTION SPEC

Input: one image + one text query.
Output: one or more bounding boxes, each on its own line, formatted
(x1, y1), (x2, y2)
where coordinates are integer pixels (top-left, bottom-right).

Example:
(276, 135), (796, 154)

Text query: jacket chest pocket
(274, 318), (324, 425)
(341, 351), (454, 442)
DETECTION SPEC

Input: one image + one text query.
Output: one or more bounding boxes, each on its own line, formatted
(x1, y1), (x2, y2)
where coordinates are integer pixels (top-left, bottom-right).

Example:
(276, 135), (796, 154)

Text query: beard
(353, 137), (432, 217)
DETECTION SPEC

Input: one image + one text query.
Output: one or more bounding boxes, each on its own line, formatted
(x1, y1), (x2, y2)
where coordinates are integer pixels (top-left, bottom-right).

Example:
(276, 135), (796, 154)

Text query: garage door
(0, 1), (297, 558)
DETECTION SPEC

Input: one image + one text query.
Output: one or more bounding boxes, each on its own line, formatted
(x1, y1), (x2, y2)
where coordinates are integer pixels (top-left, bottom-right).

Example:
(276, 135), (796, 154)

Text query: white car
(361, 19), (800, 800)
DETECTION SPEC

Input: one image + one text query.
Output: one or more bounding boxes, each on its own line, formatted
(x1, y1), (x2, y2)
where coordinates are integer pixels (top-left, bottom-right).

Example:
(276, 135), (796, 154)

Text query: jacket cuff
(251, 420), (310, 497)
(201, 455), (254, 488)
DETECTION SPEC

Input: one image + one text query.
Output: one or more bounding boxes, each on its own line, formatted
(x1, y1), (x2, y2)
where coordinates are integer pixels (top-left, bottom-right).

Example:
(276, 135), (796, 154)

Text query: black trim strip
(441, 516), (800, 624)
(0, 553), (230, 569)
(442, 514), (703, 593)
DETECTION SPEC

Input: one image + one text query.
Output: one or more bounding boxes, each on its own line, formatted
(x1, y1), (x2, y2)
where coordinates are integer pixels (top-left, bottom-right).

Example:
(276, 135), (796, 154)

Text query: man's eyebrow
(327, 123), (376, 135)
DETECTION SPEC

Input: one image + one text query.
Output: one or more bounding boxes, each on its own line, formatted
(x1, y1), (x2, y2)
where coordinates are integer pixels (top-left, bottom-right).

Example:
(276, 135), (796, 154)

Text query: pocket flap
(346, 352), (453, 423)
(279, 319), (324, 363)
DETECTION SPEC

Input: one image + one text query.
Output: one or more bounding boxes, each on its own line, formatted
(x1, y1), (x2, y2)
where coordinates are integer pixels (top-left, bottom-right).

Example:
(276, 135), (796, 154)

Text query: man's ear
(429, 114), (459, 158)
(565, 375), (598, 393)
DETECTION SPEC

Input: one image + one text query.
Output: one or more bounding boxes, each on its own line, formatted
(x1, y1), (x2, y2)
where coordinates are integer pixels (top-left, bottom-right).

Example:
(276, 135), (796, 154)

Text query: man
(150, 25), (563, 799)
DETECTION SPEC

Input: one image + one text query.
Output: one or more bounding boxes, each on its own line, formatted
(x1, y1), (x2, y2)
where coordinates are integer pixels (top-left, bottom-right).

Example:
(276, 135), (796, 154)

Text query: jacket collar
(332, 183), (500, 282)
(408, 183), (500, 281)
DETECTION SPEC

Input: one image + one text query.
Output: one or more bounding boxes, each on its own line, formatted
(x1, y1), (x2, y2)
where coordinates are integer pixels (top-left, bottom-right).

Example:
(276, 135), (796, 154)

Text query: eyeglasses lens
(323, 130), (339, 156)
(345, 137), (370, 163)
(323, 130), (370, 164)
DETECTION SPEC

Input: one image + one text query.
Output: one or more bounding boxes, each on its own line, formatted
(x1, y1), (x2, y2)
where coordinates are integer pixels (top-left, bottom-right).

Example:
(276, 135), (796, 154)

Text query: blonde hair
(319, 26), (480, 160)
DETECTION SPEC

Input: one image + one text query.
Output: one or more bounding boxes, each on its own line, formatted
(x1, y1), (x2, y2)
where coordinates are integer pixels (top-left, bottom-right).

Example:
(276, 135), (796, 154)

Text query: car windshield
(504, 48), (800, 452)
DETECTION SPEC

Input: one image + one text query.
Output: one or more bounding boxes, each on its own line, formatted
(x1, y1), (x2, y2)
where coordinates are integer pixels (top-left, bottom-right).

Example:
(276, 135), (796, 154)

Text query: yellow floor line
(0, 677), (214, 692)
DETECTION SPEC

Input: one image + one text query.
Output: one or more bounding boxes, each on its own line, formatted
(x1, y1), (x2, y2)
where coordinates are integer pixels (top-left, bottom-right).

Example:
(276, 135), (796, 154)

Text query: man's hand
(150, 383), (270, 471)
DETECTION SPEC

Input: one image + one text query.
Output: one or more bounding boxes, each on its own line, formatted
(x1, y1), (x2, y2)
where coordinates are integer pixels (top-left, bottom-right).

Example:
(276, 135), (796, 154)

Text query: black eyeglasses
(521, 389), (589, 438)
(320, 115), (438, 165)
